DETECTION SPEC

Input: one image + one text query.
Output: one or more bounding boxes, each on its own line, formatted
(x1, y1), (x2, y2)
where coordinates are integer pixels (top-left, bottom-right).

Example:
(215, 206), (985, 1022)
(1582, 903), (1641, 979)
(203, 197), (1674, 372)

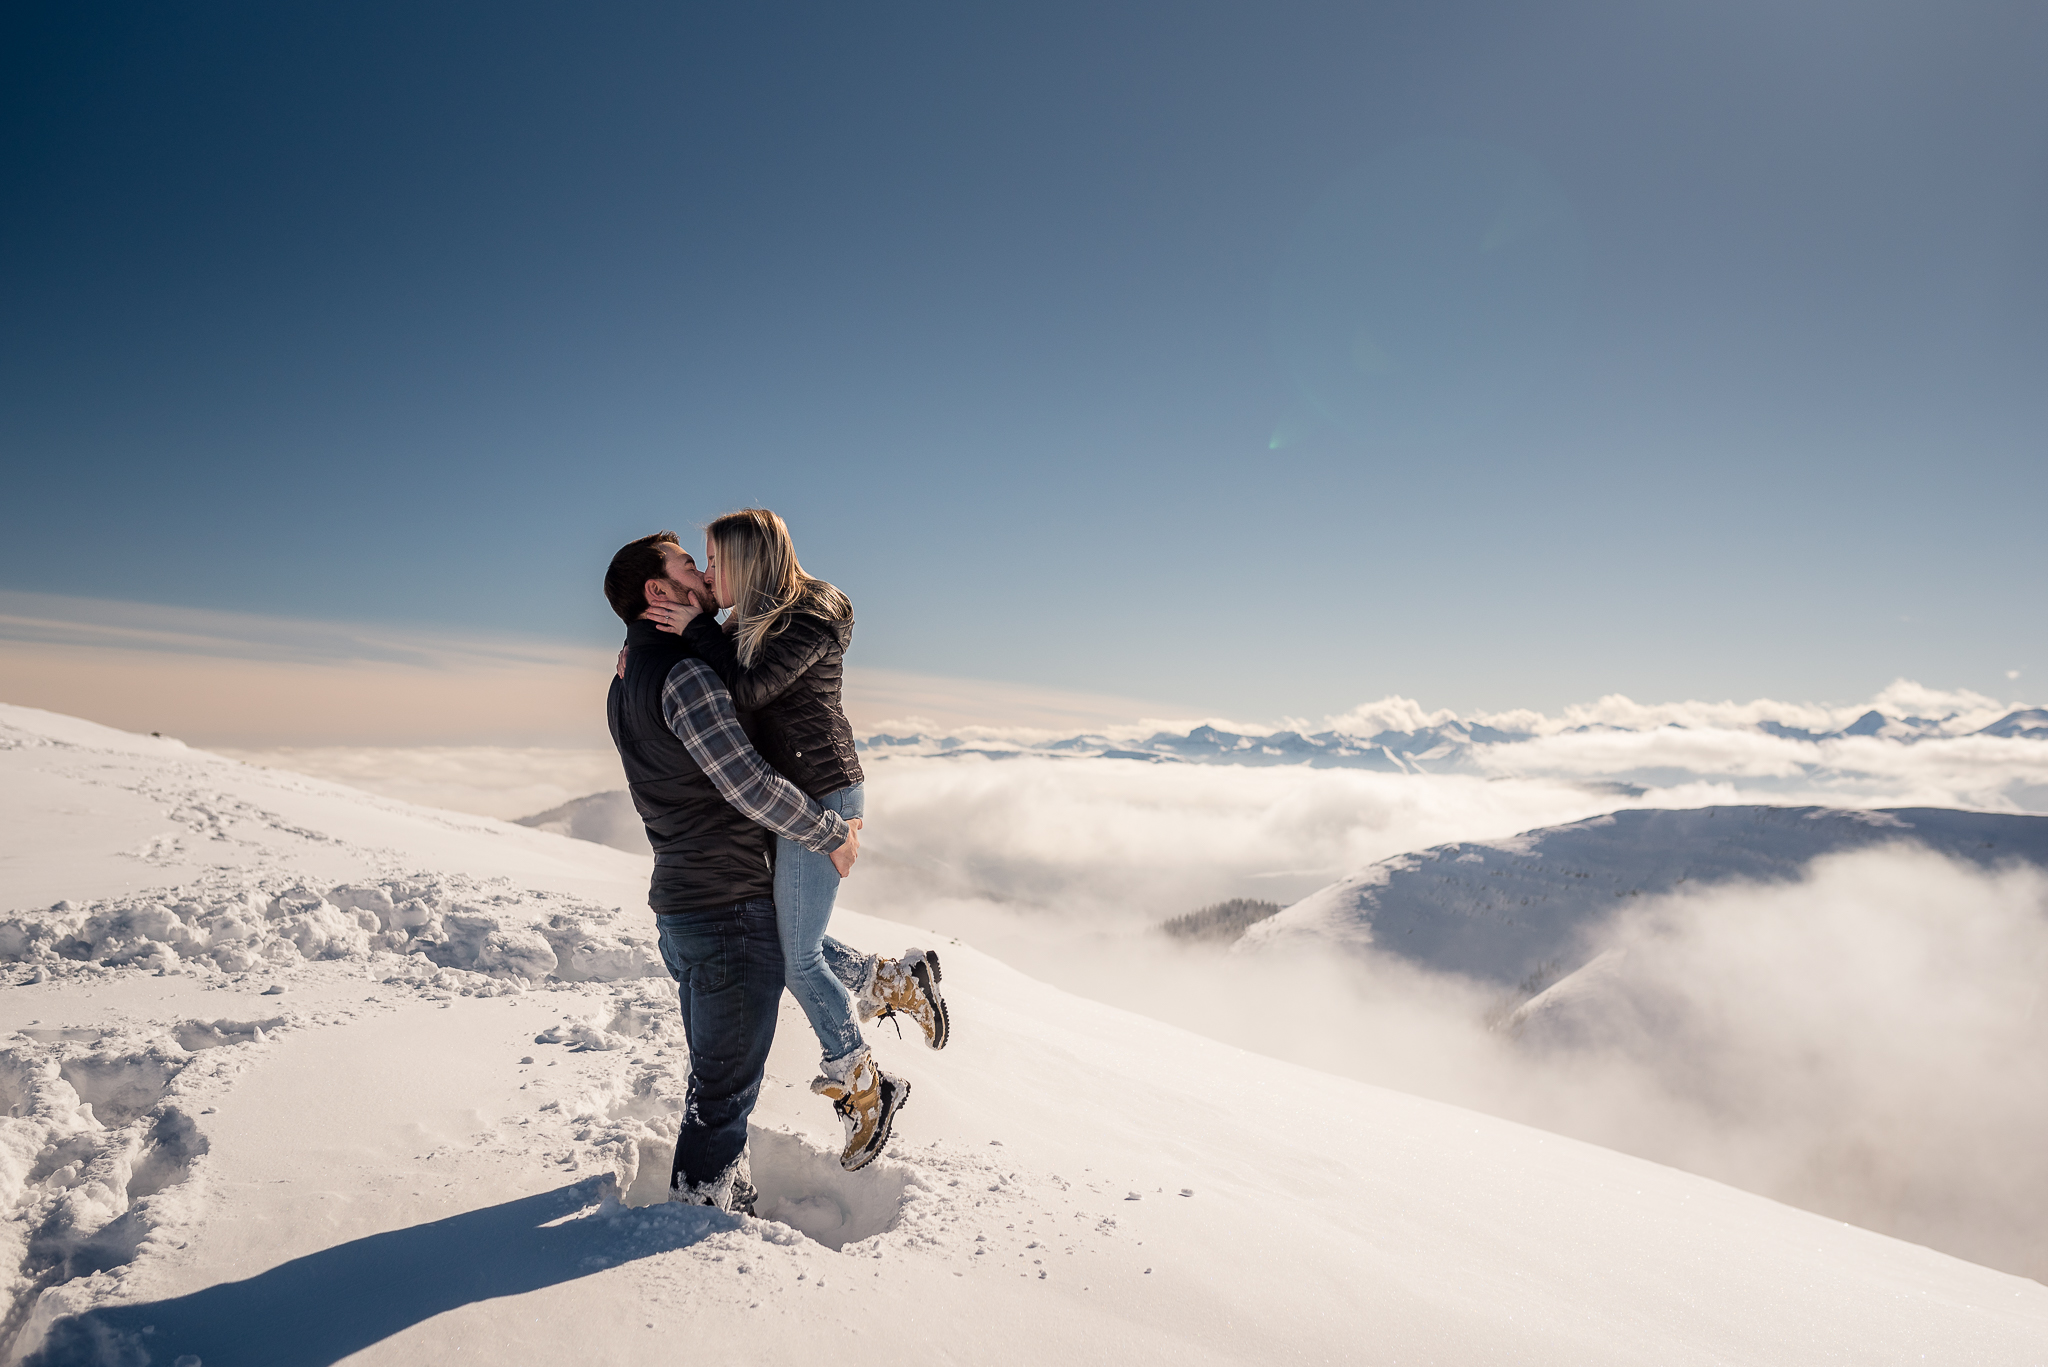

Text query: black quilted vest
(606, 619), (774, 917)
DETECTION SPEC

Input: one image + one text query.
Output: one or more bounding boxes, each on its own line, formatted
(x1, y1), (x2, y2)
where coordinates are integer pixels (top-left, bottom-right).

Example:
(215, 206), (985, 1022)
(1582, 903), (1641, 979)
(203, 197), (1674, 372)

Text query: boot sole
(912, 955), (950, 1050)
(842, 1076), (909, 1173)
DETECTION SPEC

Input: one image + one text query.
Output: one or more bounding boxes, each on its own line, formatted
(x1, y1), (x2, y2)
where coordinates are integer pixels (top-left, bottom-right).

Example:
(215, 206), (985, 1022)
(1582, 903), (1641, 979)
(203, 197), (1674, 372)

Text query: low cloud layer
(848, 758), (1637, 954)
(1496, 850), (2048, 1281)
(863, 680), (2048, 816)
(0, 590), (618, 748)
(814, 755), (2048, 1283)
(853, 829), (2048, 1283)
(1460, 678), (2019, 738)
(214, 745), (633, 821)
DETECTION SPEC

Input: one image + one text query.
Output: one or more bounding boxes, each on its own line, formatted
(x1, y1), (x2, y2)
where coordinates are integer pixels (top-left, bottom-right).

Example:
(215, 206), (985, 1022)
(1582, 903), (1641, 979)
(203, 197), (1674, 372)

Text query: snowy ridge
(4, 701), (2047, 1364)
(1240, 804), (2048, 986)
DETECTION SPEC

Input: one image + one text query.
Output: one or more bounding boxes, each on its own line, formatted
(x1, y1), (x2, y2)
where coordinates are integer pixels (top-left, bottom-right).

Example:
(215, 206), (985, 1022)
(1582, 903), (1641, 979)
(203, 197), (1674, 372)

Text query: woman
(646, 508), (948, 1174)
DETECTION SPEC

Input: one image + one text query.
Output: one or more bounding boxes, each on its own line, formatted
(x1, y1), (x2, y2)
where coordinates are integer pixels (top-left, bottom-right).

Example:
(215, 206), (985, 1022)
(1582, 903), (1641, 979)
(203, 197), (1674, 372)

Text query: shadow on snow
(24, 1177), (728, 1367)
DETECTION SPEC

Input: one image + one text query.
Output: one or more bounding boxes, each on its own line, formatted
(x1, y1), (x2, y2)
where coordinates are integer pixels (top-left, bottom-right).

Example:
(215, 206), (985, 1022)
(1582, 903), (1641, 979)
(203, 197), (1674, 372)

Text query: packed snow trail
(4, 703), (2047, 1365)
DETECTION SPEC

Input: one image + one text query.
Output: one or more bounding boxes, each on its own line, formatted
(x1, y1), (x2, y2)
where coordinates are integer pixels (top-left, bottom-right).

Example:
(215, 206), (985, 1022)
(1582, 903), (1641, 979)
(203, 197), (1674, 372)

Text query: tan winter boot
(810, 1046), (909, 1172)
(857, 948), (950, 1050)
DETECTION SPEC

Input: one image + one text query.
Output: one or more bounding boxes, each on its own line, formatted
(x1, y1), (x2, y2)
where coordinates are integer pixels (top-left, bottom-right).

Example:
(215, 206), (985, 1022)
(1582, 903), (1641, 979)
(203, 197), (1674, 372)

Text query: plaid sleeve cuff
(663, 660), (844, 852)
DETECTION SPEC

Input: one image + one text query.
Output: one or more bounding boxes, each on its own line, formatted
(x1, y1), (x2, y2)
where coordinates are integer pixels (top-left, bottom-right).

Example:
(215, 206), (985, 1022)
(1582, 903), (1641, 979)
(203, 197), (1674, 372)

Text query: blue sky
(3, 0), (2044, 725)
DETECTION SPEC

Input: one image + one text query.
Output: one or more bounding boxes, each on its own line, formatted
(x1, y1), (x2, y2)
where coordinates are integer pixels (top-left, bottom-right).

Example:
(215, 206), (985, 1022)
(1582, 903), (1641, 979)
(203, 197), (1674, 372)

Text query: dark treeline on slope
(1158, 899), (1283, 944)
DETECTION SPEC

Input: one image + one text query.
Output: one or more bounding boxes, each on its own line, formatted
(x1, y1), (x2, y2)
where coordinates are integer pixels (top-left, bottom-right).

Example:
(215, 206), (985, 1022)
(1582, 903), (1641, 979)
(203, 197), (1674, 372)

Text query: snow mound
(1, 872), (662, 988)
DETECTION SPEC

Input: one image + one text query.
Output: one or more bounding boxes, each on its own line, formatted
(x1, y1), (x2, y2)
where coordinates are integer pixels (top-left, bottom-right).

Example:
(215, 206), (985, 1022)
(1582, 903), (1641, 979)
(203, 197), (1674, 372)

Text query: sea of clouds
(238, 680), (2048, 1281)
(839, 680), (2048, 949)
(838, 754), (2048, 1280)
(1003, 847), (2048, 1283)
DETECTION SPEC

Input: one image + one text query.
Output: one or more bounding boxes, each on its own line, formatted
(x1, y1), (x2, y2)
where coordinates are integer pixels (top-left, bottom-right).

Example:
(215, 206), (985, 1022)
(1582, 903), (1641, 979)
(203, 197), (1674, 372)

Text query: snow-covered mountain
(7, 701), (2047, 1364)
(1977, 707), (2048, 741)
(861, 706), (2048, 772)
(1238, 804), (2048, 986)
(514, 789), (651, 855)
(864, 718), (1528, 773)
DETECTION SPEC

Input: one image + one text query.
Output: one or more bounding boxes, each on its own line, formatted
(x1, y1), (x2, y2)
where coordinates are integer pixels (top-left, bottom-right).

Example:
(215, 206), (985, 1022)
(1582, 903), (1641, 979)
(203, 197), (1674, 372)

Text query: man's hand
(828, 817), (863, 879)
(643, 595), (704, 635)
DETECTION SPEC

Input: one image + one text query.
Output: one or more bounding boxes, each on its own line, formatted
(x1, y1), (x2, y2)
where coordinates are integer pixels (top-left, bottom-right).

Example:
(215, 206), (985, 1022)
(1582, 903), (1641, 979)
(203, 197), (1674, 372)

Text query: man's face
(647, 542), (710, 609)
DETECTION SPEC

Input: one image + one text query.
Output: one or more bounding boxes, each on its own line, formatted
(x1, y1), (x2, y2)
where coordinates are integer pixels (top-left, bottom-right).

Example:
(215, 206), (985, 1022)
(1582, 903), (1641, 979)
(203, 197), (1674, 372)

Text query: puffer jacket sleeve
(728, 616), (838, 713)
(681, 612), (741, 691)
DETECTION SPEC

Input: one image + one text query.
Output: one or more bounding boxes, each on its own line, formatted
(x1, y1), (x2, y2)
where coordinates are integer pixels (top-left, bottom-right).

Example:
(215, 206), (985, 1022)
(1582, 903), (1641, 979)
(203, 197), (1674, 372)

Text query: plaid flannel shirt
(661, 659), (848, 854)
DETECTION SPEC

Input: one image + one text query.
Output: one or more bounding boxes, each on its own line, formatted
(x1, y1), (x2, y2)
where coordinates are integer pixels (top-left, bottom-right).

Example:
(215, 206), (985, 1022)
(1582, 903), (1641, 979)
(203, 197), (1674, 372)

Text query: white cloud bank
(1462, 679), (2016, 738)
(850, 816), (2048, 1282)
(827, 746), (2048, 1284)
(850, 758), (1637, 954)
(210, 745), (632, 821)
(1494, 849), (2048, 1282)
(864, 680), (2048, 816)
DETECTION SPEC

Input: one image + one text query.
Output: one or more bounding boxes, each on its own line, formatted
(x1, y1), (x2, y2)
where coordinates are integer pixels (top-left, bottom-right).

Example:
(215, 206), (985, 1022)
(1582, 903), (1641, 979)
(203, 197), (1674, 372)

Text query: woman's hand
(828, 818), (863, 878)
(616, 647), (628, 679)
(642, 595), (704, 635)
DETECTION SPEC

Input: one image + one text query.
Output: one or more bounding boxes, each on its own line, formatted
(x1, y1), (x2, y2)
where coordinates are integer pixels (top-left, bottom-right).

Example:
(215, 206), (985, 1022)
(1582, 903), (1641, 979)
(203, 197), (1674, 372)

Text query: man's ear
(645, 578), (678, 605)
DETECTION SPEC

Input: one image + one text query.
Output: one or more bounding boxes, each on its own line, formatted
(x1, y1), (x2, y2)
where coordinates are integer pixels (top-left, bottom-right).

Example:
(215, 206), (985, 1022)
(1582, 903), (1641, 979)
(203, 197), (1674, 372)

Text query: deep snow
(4, 702), (2047, 1365)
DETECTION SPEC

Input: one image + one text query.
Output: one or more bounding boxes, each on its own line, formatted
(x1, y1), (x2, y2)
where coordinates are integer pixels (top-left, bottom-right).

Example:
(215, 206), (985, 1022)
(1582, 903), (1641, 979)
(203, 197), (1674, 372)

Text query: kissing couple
(603, 508), (950, 1213)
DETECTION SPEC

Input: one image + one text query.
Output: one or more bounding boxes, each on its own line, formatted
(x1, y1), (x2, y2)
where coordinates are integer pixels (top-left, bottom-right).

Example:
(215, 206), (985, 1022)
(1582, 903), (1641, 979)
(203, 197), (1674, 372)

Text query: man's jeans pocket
(656, 917), (732, 993)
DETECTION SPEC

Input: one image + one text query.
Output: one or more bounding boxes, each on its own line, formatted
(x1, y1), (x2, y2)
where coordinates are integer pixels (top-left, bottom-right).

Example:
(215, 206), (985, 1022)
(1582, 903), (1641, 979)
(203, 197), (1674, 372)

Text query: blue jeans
(777, 783), (876, 1064)
(654, 896), (784, 1193)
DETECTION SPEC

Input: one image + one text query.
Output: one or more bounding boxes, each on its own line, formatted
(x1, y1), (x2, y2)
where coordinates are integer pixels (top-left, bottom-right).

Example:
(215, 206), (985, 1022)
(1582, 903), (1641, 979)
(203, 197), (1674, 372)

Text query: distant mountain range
(519, 705), (2048, 858)
(857, 707), (2048, 773)
(1235, 805), (2048, 988)
(862, 719), (1526, 772)
(1760, 706), (2048, 743)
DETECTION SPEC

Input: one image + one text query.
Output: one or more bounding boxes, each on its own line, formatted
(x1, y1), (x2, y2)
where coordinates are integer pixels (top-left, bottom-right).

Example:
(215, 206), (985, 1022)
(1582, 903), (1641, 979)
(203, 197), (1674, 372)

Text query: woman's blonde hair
(707, 507), (852, 666)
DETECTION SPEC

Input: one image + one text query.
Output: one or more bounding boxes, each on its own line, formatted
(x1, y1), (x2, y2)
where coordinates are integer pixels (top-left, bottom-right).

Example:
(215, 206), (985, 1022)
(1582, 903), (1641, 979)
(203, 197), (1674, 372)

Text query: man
(603, 530), (864, 1212)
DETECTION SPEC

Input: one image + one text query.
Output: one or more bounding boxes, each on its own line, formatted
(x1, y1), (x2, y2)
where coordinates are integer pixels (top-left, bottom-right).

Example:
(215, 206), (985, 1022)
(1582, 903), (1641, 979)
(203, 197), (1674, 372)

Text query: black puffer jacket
(683, 608), (864, 800)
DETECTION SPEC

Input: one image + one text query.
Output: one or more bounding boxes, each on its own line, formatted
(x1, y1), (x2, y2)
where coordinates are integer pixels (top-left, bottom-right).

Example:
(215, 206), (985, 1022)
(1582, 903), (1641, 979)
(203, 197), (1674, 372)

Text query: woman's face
(703, 537), (736, 609)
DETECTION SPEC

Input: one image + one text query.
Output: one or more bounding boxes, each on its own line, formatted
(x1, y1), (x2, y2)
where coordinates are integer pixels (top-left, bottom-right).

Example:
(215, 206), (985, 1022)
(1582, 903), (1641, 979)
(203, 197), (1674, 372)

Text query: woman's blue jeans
(778, 782), (877, 1065)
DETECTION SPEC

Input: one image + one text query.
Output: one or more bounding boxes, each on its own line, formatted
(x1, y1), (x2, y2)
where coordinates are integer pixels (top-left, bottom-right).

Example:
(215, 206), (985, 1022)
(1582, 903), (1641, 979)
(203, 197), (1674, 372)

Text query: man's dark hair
(604, 531), (681, 624)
